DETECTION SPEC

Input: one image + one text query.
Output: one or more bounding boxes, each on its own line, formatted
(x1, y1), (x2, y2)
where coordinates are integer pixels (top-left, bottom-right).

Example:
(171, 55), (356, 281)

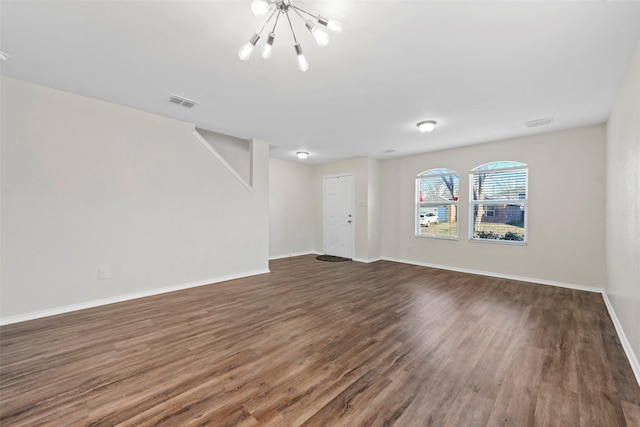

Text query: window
(416, 168), (459, 239)
(470, 161), (527, 243)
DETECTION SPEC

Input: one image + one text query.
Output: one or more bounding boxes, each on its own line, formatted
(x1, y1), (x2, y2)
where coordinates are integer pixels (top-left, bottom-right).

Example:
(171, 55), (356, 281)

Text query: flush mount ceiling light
(238, 0), (342, 72)
(417, 120), (437, 133)
(296, 151), (309, 159)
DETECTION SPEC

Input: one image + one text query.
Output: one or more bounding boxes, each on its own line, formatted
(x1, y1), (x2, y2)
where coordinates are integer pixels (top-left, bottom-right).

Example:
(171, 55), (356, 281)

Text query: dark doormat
(316, 255), (352, 262)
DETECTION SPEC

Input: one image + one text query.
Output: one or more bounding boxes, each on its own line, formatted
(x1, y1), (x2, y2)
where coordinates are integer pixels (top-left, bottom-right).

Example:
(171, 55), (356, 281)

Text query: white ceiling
(1, 1), (639, 165)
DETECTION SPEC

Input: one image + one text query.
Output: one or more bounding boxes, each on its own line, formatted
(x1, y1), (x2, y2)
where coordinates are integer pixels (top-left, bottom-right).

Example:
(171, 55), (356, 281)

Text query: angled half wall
(0, 76), (270, 323)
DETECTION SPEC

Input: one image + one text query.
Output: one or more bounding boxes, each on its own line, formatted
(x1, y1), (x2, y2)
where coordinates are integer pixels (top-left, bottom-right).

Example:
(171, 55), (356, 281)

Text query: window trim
(469, 161), (528, 245)
(416, 168), (459, 240)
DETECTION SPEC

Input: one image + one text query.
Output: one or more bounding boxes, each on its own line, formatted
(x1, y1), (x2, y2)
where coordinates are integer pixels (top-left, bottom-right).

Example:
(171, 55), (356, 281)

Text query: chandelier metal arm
(270, 10), (281, 33)
(290, 7), (308, 24)
(257, 9), (279, 37)
(284, 10), (299, 44)
(289, 3), (341, 32)
(288, 4), (319, 21)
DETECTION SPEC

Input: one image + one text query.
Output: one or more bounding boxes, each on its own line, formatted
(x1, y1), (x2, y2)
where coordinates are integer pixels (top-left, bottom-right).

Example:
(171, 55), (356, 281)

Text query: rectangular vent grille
(169, 94), (199, 108)
(382, 149), (396, 153)
(525, 117), (554, 128)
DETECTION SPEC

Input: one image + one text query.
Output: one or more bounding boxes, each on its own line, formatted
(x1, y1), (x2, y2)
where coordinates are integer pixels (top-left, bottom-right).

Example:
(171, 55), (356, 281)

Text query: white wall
(606, 40), (640, 375)
(0, 77), (269, 322)
(381, 125), (606, 289)
(268, 158), (314, 259)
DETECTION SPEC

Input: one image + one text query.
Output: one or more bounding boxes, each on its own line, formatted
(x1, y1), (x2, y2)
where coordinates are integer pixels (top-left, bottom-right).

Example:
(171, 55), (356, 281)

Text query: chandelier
(238, 0), (342, 72)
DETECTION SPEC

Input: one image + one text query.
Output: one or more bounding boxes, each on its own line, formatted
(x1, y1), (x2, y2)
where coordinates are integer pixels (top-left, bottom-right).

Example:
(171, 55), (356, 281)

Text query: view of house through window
(416, 169), (459, 239)
(470, 161), (528, 243)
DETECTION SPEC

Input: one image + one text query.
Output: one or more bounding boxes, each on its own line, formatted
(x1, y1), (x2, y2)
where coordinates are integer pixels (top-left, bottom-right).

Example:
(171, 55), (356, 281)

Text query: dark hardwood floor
(1, 255), (639, 426)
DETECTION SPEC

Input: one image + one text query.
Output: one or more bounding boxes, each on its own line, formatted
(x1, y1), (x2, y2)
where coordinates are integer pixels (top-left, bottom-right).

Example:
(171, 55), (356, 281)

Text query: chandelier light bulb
(251, 0), (269, 17)
(238, 42), (254, 61)
(238, 33), (260, 61)
(261, 44), (272, 59)
(306, 21), (329, 46)
(417, 120), (437, 133)
(326, 20), (342, 33)
(297, 151), (309, 159)
(297, 53), (309, 72)
(295, 43), (309, 72)
(312, 27), (329, 47)
(318, 16), (342, 33)
(262, 32), (275, 59)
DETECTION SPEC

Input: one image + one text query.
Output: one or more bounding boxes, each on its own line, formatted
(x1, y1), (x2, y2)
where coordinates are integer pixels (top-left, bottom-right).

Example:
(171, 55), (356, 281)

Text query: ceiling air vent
(525, 117), (554, 128)
(382, 149), (396, 154)
(169, 94), (199, 108)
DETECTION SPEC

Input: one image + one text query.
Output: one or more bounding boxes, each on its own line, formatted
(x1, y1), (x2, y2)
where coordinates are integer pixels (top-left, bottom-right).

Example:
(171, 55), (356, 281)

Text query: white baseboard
(352, 257), (383, 264)
(381, 256), (603, 293)
(0, 268), (271, 326)
(269, 251), (320, 261)
(601, 292), (640, 387)
(270, 253), (383, 264)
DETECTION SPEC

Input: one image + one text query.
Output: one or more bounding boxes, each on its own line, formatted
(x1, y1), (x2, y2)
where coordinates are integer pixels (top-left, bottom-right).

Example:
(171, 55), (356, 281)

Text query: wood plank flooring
(1, 255), (639, 426)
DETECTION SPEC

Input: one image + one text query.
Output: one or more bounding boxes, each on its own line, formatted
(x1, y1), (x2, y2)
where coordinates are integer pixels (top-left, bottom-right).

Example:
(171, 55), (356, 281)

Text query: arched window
(416, 168), (459, 239)
(470, 161), (528, 243)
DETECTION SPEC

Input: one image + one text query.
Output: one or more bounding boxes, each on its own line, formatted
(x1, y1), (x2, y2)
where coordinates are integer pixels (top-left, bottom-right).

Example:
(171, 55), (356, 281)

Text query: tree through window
(416, 168), (459, 239)
(470, 161), (528, 243)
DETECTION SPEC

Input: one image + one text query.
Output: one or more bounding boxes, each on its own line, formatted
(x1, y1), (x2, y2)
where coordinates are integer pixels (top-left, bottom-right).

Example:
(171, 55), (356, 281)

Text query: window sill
(415, 235), (459, 241)
(469, 238), (527, 246)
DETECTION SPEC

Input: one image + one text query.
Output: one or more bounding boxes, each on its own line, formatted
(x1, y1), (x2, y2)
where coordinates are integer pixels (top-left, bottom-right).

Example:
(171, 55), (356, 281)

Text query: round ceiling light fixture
(296, 151), (309, 159)
(417, 120), (437, 133)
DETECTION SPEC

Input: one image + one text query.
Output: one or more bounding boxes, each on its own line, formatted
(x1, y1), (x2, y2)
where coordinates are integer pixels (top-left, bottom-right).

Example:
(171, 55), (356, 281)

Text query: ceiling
(1, 1), (639, 165)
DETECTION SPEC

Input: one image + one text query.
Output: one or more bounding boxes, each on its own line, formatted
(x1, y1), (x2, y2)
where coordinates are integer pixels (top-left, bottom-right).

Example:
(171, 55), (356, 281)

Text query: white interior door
(323, 175), (354, 258)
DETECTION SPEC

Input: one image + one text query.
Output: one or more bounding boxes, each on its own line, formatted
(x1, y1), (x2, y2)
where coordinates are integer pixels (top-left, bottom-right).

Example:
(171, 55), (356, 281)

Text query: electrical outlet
(98, 268), (110, 280)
